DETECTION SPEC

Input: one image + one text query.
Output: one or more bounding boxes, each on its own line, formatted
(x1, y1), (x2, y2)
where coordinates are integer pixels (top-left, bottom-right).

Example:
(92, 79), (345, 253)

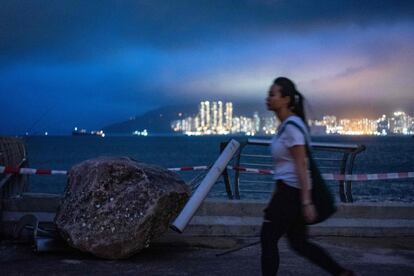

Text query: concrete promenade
(3, 196), (414, 238)
(1, 236), (414, 275)
(1, 196), (414, 275)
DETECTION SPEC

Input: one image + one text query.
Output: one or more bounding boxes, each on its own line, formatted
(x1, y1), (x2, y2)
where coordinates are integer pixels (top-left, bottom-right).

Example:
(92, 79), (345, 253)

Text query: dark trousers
(261, 181), (344, 276)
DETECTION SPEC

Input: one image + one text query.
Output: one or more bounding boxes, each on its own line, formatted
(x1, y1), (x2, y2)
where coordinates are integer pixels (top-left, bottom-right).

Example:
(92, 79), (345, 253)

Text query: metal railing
(0, 137), (29, 198)
(220, 138), (366, 203)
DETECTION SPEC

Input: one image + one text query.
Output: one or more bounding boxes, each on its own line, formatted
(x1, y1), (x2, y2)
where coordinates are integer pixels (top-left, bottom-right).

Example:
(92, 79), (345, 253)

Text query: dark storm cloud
(1, 0), (413, 61)
(0, 1), (413, 134)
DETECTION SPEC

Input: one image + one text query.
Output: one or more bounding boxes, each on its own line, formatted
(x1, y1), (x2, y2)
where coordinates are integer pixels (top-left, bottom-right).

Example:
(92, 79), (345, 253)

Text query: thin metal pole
(216, 240), (260, 257)
(171, 139), (240, 233)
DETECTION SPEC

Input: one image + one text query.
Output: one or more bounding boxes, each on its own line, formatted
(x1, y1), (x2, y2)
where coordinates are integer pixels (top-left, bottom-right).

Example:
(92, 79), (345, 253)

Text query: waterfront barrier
(220, 138), (367, 202)
(0, 137), (28, 199)
(1, 136), (414, 244)
(1, 165), (413, 181)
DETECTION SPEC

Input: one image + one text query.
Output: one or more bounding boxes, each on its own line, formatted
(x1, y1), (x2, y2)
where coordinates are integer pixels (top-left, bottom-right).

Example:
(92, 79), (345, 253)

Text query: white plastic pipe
(171, 139), (240, 233)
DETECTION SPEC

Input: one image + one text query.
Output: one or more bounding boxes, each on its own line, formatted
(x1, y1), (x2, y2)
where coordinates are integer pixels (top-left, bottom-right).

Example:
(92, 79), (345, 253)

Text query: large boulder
(55, 157), (190, 259)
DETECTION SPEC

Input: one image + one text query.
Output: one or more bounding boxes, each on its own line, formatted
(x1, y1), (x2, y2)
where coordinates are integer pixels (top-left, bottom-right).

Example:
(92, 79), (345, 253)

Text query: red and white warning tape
(167, 166), (209, 172)
(1, 165), (413, 181)
(0, 165), (209, 176)
(228, 166), (414, 181)
(227, 166), (273, 175)
(322, 172), (414, 181)
(0, 166), (67, 175)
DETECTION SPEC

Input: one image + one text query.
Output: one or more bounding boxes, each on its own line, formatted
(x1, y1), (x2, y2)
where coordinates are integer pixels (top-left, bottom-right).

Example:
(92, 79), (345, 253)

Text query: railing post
(345, 153), (356, 203)
(0, 137), (29, 199)
(339, 153), (350, 202)
(233, 140), (248, 200)
(220, 141), (233, 199)
(344, 145), (366, 203)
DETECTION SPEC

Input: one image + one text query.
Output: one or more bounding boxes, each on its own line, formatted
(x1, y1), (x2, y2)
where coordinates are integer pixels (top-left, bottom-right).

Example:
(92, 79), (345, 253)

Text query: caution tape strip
(0, 166), (67, 175)
(228, 166), (414, 181)
(0, 165), (209, 175)
(166, 166), (209, 172)
(1, 165), (413, 181)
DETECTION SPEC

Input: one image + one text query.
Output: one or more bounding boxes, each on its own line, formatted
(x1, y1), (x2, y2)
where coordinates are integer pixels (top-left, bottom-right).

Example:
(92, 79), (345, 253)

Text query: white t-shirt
(270, 115), (311, 189)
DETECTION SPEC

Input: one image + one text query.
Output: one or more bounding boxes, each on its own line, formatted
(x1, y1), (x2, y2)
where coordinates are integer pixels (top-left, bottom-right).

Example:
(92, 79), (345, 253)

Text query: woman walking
(262, 77), (355, 275)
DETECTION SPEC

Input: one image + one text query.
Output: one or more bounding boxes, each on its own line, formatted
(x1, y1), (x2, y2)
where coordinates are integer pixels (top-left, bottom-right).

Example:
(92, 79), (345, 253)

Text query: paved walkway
(1, 237), (414, 275)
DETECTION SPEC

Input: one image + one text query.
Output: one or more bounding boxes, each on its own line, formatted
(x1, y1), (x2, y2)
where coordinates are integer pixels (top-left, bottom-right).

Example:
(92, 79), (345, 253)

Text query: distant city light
(133, 129), (148, 136)
(171, 102), (414, 136)
(73, 128), (105, 137)
(171, 101), (257, 136)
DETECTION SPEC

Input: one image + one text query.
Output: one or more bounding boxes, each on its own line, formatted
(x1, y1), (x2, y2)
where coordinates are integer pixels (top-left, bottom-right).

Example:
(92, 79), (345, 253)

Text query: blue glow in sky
(1, 1), (413, 134)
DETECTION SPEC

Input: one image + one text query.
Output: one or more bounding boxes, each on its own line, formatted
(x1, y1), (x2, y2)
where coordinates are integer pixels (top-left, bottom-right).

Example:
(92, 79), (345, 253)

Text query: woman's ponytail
(273, 77), (308, 129)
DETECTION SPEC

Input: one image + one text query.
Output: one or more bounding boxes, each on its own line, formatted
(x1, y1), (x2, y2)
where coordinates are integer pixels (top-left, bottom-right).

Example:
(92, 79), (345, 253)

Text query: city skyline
(6, 97), (414, 136)
(172, 100), (414, 136)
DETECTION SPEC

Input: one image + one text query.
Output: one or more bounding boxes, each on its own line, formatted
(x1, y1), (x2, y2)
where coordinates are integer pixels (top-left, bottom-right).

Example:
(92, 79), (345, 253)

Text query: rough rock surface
(55, 157), (190, 259)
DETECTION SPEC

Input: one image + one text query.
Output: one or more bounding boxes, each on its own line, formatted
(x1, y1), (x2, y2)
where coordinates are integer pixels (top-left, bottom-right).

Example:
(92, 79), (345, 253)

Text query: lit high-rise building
(377, 114), (389, 135)
(194, 116), (200, 132)
(253, 112), (260, 133)
(391, 111), (409, 134)
(199, 102), (206, 130)
(232, 117), (240, 133)
(185, 117), (192, 132)
(171, 120), (181, 132)
(225, 102), (233, 131)
(262, 116), (278, 135)
(212, 101), (218, 131)
(323, 115), (337, 134)
(218, 101), (223, 131)
(205, 101), (210, 130)
(409, 117), (414, 134)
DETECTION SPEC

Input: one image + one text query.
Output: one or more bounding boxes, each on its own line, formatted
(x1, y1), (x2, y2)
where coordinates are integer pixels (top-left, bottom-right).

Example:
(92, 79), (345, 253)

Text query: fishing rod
(26, 106), (54, 135)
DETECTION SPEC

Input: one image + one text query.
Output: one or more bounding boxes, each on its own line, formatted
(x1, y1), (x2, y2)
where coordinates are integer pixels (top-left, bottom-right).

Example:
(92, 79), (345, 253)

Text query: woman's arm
(289, 145), (311, 201)
(289, 145), (317, 222)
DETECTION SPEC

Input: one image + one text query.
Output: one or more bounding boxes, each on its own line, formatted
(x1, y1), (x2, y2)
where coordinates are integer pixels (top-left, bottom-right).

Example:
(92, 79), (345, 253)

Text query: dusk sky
(1, 1), (413, 135)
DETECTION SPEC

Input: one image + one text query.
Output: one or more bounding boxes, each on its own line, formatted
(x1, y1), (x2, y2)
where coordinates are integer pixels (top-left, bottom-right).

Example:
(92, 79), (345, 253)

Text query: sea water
(23, 135), (413, 202)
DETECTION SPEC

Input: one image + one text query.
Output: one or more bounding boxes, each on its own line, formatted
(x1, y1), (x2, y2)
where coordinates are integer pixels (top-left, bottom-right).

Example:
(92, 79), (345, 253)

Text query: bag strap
(277, 120), (313, 157)
(278, 120), (310, 145)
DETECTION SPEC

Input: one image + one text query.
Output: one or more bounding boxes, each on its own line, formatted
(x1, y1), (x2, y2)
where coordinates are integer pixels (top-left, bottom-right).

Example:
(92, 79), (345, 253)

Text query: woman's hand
(302, 203), (318, 223)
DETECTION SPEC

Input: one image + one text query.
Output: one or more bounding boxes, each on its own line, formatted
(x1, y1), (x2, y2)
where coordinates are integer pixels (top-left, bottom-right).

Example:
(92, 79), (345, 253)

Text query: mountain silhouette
(102, 102), (271, 134)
